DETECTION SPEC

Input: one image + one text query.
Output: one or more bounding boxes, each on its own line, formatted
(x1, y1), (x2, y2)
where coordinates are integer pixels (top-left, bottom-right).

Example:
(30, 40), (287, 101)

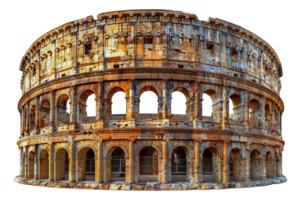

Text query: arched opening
(79, 90), (96, 123)
(108, 87), (127, 120)
(39, 99), (50, 128)
(250, 149), (262, 179)
(249, 99), (260, 127)
(140, 91), (158, 115)
(202, 148), (213, 181)
(203, 96), (211, 115)
(111, 148), (126, 181)
(229, 148), (243, 181)
(171, 91), (187, 115)
(86, 94), (96, 116)
(55, 148), (69, 181)
(266, 151), (274, 178)
(39, 149), (49, 179)
(28, 151), (35, 179)
(229, 94), (241, 121)
(77, 147), (95, 181)
(139, 147), (158, 182)
(57, 94), (70, 125)
(29, 105), (36, 131)
(171, 147), (187, 182)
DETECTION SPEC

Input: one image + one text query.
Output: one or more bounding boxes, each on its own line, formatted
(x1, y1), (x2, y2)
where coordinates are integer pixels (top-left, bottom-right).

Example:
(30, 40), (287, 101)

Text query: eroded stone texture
(16, 9), (286, 191)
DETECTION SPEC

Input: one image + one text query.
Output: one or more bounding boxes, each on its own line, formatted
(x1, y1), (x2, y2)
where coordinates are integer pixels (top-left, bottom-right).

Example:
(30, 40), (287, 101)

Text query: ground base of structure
(14, 176), (287, 190)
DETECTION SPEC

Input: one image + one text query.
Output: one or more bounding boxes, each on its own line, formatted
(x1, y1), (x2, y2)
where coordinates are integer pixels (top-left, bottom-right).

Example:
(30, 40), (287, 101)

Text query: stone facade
(15, 9), (286, 190)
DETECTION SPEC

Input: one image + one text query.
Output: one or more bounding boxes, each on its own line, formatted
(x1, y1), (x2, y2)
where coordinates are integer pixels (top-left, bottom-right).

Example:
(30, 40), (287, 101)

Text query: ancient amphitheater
(15, 9), (286, 190)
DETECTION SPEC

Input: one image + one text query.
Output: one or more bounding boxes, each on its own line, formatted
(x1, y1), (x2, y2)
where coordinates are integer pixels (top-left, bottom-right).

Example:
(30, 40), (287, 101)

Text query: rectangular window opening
(114, 64), (120, 69)
(178, 65), (184, 68)
(144, 37), (153, 49)
(62, 73), (66, 77)
(85, 43), (92, 55)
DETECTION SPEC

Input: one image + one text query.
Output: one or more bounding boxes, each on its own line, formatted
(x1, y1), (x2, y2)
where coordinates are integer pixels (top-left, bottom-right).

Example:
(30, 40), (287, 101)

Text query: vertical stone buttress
(127, 80), (135, 119)
(96, 82), (104, 122)
(245, 143), (251, 182)
(243, 90), (250, 130)
(223, 141), (229, 183)
(34, 145), (39, 179)
(96, 141), (103, 183)
(50, 91), (56, 131)
(35, 96), (40, 134)
(24, 146), (28, 178)
(49, 142), (54, 181)
(222, 85), (230, 130)
(260, 96), (266, 128)
(26, 101), (30, 134)
(70, 86), (77, 123)
(162, 140), (168, 183)
(20, 147), (23, 177)
(128, 140), (134, 184)
(194, 140), (202, 183)
(69, 140), (76, 182)
(271, 102), (275, 130)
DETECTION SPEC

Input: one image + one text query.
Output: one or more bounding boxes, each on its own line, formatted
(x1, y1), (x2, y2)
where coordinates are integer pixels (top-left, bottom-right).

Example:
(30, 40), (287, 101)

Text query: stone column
(34, 146), (39, 179)
(243, 90), (250, 131)
(162, 80), (168, 119)
(262, 148), (267, 180)
(162, 140), (168, 184)
(50, 91), (56, 131)
(189, 97), (195, 121)
(127, 79), (135, 119)
(128, 140), (134, 184)
(21, 106), (25, 137)
(26, 102), (30, 134)
(20, 147), (23, 177)
(96, 141), (103, 183)
(24, 146), (28, 178)
(260, 96), (266, 128)
(70, 86), (77, 123)
(96, 82), (104, 122)
(222, 85), (230, 130)
(69, 140), (76, 182)
(194, 140), (200, 183)
(49, 142), (54, 181)
(222, 141), (229, 183)
(277, 106), (281, 133)
(271, 102), (275, 130)
(245, 143), (251, 182)
(35, 96), (40, 134)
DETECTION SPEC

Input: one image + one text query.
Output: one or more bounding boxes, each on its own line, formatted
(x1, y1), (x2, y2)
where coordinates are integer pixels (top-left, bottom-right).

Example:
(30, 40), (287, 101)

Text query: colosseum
(14, 9), (286, 190)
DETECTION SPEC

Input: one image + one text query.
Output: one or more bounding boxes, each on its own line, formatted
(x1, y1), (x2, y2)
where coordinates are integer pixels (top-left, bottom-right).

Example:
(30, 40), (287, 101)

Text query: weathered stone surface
(40, 182), (48, 187)
(15, 9), (286, 192)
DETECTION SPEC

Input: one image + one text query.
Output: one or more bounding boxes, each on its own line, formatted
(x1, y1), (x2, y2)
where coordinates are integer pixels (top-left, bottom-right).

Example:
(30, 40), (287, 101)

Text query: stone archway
(39, 149), (49, 179)
(139, 146), (158, 182)
(266, 151), (274, 178)
(171, 147), (187, 182)
(55, 148), (69, 181)
(28, 151), (35, 179)
(77, 147), (95, 181)
(229, 148), (244, 181)
(250, 149), (262, 179)
(110, 148), (126, 182)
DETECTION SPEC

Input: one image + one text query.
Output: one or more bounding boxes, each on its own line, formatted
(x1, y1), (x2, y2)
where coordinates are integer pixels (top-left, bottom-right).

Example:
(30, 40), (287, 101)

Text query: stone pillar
(245, 143), (251, 182)
(222, 141), (229, 183)
(260, 96), (266, 128)
(35, 96), (40, 134)
(34, 146), (39, 179)
(194, 140), (200, 183)
(189, 97), (195, 121)
(271, 102), (275, 130)
(162, 80), (168, 119)
(134, 96), (140, 120)
(262, 149), (267, 180)
(26, 102), (30, 134)
(277, 106), (281, 133)
(49, 142), (54, 181)
(128, 140), (134, 184)
(24, 146), (28, 178)
(50, 91), (56, 131)
(20, 147), (24, 177)
(96, 141), (103, 183)
(70, 86), (77, 123)
(96, 82), (104, 121)
(162, 140), (168, 184)
(69, 140), (76, 182)
(127, 80), (135, 120)
(21, 106), (25, 137)
(243, 90), (250, 130)
(222, 85), (230, 130)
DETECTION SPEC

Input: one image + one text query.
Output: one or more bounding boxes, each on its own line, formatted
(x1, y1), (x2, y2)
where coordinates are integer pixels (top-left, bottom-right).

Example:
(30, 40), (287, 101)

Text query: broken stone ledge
(14, 176), (287, 191)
